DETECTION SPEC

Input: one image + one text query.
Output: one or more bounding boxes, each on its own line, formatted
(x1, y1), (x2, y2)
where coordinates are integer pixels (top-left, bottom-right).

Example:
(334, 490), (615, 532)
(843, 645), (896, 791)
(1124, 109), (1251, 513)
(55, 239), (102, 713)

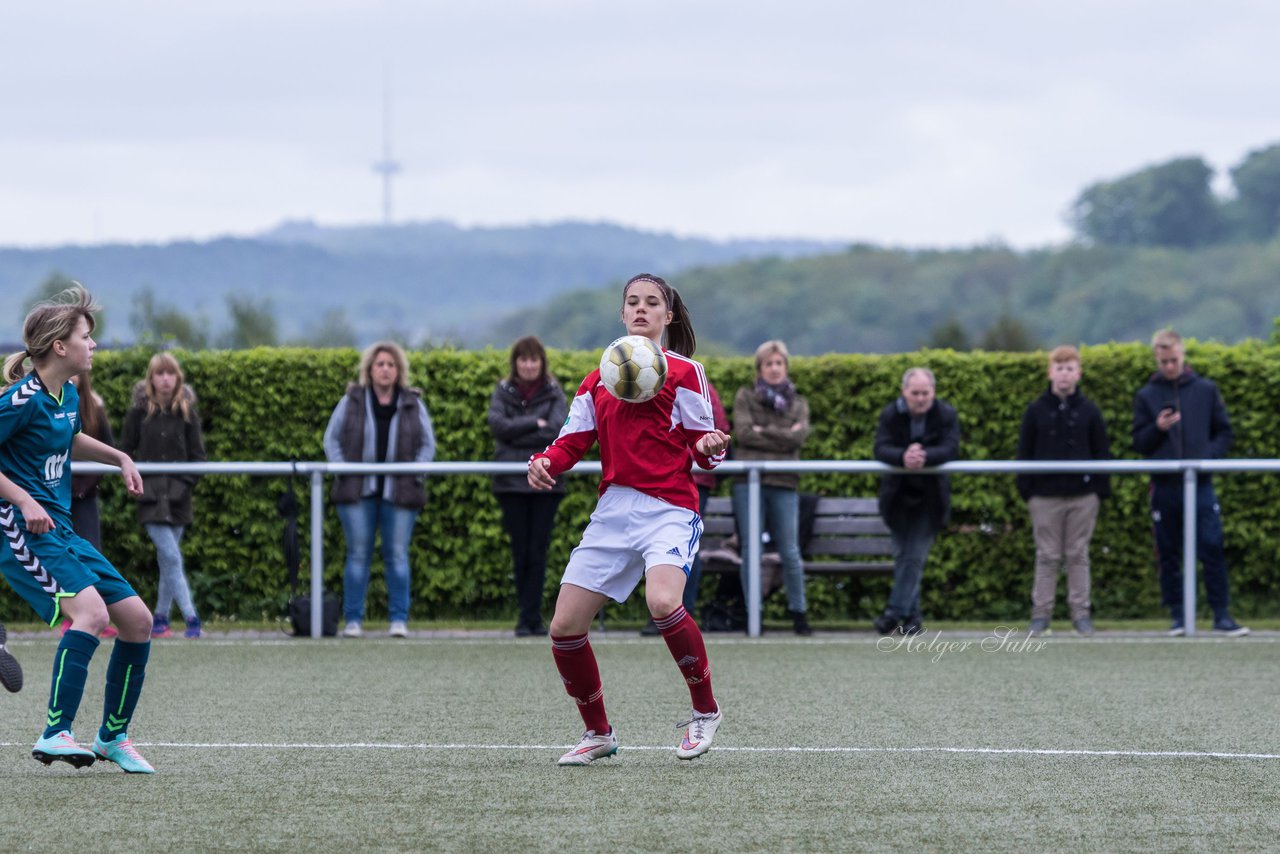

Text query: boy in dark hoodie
(1132, 329), (1247, 637)
(1017, 346), (1110, 637)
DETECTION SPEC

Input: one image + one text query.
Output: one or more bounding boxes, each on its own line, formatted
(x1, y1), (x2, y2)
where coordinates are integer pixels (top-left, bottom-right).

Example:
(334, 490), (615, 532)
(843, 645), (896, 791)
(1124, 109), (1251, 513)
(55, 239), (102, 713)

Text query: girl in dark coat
(487, 336), (568, 636)
(119, 352), (207, 639)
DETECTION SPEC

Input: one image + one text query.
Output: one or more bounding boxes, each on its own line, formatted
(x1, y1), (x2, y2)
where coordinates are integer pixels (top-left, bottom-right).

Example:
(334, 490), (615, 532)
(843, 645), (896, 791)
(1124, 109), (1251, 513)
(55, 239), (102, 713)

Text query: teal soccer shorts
(0, 504), (136, 626)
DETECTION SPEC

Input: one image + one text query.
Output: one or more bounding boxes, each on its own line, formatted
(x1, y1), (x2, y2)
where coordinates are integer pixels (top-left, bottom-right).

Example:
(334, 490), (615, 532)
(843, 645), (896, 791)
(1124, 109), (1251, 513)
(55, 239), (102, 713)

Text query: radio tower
(372, 75), (402, 225)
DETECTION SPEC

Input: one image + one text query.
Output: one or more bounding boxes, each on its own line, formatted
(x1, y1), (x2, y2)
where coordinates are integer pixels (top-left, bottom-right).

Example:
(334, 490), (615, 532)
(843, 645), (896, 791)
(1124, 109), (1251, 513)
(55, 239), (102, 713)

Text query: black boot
(790, 610), (813, 637)
(873, 612), (900, 635)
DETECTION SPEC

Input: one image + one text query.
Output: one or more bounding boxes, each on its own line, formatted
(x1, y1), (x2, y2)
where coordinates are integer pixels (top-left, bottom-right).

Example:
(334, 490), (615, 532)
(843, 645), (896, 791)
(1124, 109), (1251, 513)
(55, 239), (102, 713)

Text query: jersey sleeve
(0, 382), (36, 447)
(531, 372), (599, 477)
(671, 359), (724, 471)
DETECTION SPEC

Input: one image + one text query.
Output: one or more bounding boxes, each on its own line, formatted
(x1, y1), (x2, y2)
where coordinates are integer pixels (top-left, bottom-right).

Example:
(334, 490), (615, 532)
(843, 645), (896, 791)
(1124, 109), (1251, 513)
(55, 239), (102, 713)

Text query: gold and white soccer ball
(599, 335), (668, 403)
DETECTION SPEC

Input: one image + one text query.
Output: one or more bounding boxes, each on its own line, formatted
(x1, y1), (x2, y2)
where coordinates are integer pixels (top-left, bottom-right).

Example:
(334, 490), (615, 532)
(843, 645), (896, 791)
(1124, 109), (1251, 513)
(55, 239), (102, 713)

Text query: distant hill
(0, 220), (841, 345)
(502, 241), (1280, 355)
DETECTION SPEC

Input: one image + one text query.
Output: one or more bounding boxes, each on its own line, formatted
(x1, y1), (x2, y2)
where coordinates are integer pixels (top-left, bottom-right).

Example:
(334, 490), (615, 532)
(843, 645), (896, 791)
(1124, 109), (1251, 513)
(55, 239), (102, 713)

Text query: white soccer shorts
(561, 485), (703, 603)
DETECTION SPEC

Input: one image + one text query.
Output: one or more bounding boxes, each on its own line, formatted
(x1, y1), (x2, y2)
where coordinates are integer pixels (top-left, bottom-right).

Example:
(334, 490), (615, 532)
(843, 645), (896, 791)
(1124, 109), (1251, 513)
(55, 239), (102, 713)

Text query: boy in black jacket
(1132, 329), (1248, 637)
(1016, 346), (1110, 637)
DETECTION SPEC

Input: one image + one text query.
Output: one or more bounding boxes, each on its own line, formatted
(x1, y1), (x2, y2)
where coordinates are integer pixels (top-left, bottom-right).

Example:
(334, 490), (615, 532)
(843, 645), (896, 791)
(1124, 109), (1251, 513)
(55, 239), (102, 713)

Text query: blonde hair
(1152, 328), (1182, 350)
(754, 339), (790, 373)
(357, 341), (409, 388)
(142, 351), (195, 422)
(4, 284), (100, 384)
(1048, 345), (1081, 366)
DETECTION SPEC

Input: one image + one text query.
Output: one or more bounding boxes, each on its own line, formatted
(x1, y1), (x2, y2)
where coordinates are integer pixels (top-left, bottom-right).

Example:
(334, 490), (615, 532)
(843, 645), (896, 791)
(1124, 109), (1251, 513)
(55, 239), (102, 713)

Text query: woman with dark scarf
(487, 336), (567, 636)
(730, 340), (812, 635)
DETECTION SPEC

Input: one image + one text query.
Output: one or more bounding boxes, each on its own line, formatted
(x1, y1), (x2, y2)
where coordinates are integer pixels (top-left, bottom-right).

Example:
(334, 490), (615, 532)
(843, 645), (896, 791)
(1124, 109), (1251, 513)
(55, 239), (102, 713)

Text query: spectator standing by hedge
(324, 341), (436, 639)
(729, 340), (812, 636)
(872, 367), (960, 636)
(1016, 346), (1110, 637)
(488, 336), (567, 637)
(1132, 329), (1248, 637)
(120, 352), (207, 640)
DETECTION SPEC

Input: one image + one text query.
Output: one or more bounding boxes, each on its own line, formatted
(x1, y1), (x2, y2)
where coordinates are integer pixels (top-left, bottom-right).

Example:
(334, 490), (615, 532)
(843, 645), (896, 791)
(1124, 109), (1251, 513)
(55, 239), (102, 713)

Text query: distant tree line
(1071, 143), (1280, 248)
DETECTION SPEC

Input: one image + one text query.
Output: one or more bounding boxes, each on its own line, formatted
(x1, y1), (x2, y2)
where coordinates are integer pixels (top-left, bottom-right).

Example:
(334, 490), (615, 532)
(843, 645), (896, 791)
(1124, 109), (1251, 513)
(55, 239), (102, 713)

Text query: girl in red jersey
(529, 274), (730, 766)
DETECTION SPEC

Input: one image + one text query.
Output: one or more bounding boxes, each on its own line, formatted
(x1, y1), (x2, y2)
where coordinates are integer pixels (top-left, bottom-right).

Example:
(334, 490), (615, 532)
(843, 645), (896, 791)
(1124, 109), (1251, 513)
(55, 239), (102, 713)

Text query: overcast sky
(3, 1), (1279, 249)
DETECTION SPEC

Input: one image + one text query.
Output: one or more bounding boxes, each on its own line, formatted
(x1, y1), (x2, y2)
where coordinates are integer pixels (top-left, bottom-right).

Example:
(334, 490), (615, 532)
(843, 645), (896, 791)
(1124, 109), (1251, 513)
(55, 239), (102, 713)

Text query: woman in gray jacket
(324, 342), (436, 639)
(487, 336), (567, 636)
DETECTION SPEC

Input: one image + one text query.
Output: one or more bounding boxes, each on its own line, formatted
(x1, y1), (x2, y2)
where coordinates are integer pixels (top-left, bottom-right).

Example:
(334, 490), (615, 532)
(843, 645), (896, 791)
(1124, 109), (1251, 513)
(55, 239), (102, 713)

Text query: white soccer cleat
(676, 707), (722, 760)
(558, 729), (618, 766)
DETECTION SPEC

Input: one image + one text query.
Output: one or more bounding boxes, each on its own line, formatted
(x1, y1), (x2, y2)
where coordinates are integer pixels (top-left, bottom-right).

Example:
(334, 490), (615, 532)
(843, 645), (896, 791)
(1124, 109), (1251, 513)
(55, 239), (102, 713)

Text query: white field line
(3, 741), (1276, 760)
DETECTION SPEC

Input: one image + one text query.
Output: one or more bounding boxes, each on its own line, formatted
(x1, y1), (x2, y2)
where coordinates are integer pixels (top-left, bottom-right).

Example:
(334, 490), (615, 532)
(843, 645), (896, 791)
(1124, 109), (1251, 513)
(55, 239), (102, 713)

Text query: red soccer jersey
(532, 350), (725, 513)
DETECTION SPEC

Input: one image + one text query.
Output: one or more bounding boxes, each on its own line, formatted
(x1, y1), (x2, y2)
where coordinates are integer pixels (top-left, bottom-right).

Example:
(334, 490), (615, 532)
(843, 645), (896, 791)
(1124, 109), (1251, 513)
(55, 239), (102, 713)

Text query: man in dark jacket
(1017, 346), (1110, 638)
(1132, 329), (1248, 637)
(872, 367), (961, 635)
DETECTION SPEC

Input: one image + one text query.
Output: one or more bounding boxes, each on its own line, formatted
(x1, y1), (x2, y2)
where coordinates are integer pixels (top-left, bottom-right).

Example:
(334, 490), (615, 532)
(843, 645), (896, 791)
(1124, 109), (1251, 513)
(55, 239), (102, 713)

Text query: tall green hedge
(2, 342), (1277, 624)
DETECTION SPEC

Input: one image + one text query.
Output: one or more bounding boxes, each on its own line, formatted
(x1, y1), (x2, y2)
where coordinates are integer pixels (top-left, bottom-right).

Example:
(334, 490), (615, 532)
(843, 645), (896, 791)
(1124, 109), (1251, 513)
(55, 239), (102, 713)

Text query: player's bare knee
(69, 607), (110, 636)
(645, 590), (682, 620)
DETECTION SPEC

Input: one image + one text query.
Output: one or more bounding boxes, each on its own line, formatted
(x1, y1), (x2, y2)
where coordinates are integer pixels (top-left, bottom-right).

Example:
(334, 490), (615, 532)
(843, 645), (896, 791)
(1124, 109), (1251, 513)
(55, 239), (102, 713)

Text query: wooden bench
(698, 495), (895, 579)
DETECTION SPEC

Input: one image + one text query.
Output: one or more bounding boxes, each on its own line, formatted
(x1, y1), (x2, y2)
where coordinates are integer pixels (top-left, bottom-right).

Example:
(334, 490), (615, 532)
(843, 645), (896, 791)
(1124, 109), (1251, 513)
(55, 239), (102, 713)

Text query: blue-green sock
(99, 639), (150, 743)
(43, 630), (100, 738)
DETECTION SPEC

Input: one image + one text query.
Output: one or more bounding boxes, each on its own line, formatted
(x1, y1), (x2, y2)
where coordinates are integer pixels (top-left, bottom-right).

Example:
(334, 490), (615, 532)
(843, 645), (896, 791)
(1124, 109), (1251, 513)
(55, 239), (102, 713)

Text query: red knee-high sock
(655, 605), (717, 715)
(551, 633), (610, 734)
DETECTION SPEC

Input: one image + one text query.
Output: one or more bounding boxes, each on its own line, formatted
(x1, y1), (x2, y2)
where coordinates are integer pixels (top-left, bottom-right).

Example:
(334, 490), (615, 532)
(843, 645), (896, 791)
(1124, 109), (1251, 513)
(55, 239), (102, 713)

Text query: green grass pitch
(1, 631), (1277, 852)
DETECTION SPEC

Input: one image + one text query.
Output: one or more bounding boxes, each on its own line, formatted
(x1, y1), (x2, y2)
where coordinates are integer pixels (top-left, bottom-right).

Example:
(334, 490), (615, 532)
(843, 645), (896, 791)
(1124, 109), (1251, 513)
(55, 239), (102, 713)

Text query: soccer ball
(599, 335), (668, 403)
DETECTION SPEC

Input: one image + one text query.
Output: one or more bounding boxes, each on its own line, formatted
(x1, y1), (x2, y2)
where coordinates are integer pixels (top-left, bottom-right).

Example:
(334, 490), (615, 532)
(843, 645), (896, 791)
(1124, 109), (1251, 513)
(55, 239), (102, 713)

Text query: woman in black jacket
(487, 336), (567, 636)
(119, 353), (207, 639)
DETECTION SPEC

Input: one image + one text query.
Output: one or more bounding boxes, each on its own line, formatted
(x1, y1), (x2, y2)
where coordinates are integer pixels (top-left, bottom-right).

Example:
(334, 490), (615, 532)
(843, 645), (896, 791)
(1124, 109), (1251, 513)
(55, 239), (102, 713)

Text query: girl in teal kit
(0, 286), (156, 773)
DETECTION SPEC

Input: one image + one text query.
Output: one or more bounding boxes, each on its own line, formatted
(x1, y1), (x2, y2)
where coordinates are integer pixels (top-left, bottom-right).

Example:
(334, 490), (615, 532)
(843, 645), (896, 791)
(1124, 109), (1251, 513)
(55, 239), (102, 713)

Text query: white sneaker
(388, 620), (408, 638)
(557, 729), (618, 766)
(676, 707), (722, 760)
(342, 621), (362, 638)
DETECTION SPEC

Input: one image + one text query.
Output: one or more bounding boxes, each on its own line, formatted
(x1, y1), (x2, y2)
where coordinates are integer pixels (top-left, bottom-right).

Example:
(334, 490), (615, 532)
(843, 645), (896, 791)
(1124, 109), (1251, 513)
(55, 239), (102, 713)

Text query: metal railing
(77, 458), (1280, 637)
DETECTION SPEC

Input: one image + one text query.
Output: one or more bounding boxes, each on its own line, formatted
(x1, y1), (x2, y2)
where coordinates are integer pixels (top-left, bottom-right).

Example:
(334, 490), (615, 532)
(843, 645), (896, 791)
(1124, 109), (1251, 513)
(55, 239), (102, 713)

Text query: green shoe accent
(92, 733), (155, 774)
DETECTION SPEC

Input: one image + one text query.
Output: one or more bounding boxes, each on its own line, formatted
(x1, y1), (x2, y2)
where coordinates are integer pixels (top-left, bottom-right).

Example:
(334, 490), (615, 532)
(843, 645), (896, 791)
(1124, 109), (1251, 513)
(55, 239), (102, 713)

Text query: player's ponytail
(5, 285), (100, 385)
(664, 286), (697, 357)
(3, 350), (30, 385)
(623, 273), (698, 357)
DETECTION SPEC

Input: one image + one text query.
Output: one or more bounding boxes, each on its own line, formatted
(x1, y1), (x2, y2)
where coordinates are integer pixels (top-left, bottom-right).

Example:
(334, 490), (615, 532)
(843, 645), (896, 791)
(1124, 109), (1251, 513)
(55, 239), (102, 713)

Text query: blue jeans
(146, 523), (196, 620)
(1151, 480), (1231, 618)
(732, 483), (806, 613)
(885, 513), (936, 620)
(337, 499), (418, 623)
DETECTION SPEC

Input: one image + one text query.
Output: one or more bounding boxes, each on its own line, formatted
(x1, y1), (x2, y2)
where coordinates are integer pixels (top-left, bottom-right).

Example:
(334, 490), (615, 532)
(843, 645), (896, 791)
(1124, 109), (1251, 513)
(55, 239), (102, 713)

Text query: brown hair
(357, 341), (410, 389)
(622, 273), (697, 357)
(507, 335), (548, 384)
(1151, 328), (1182, 350)
(73, 371), (108, 439)
(142, 351), (195, 421)
(1048, 345), (1080, 366)
(4, 284), (100, 384)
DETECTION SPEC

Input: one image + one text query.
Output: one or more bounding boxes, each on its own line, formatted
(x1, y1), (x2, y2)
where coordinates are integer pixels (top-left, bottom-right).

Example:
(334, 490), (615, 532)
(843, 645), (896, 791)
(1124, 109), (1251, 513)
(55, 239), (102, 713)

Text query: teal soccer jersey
(0, 372), (80, 525)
